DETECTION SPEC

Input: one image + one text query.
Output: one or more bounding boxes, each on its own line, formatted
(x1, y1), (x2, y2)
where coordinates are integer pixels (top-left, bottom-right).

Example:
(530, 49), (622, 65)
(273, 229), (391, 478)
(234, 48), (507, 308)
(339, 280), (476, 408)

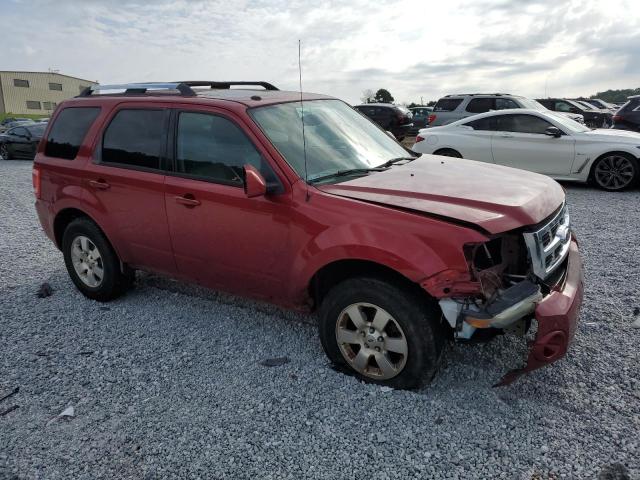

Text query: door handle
(89, 179), (110, 190)
(175, 195), (201, 207)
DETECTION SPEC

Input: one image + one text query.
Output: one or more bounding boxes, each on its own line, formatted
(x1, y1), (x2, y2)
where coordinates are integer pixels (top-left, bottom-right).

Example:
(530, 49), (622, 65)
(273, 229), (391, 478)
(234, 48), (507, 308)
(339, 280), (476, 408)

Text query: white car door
(446, 117), (495, 163)
(490, 114), (575, 175)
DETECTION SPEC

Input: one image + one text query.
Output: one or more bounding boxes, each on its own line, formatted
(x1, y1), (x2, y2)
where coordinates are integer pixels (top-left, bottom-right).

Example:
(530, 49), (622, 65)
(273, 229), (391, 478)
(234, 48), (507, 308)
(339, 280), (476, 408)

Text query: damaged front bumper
(437, 238), (584, 385)
(497, 239), (583, 385)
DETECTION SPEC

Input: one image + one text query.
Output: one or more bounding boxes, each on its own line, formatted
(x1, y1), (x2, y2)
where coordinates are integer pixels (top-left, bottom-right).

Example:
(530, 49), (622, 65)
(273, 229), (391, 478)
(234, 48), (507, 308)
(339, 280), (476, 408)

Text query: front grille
(523, 204), (571, 280)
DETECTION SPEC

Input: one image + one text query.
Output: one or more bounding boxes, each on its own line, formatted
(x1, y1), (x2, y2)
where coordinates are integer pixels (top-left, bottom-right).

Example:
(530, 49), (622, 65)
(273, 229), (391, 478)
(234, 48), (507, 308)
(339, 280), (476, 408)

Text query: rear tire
(590, 153), (639, 191)
(434, 148), (462, 158)
(62, 218), (132, 302)
(319, 277), (444, 389)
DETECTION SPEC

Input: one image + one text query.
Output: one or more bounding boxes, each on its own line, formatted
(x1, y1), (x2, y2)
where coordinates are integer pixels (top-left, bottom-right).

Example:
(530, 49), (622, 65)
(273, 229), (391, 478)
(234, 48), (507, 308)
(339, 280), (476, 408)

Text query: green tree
(374, 89), (394, 103)
(590, 88), (640, 103)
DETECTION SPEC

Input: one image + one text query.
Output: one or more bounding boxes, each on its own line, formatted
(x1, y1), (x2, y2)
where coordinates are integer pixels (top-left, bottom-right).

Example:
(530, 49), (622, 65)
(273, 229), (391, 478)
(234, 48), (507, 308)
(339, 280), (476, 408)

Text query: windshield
(250, 99), (410, 183)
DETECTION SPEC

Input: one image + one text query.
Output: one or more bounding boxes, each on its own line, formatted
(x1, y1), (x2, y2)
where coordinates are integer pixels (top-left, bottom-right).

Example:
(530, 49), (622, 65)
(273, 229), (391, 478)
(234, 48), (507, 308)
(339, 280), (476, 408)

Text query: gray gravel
(1, 159), (639, 479)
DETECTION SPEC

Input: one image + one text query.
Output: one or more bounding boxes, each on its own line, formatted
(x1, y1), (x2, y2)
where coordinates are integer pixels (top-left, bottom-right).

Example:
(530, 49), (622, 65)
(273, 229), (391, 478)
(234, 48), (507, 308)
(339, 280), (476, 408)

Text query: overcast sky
(3, 0), (639, 104)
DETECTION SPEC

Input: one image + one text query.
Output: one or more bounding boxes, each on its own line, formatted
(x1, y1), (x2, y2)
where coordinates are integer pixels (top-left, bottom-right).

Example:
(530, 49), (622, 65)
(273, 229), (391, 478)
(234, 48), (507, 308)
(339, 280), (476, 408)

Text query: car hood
(580, 128), (640, 143)
(316, 155), (565, 234)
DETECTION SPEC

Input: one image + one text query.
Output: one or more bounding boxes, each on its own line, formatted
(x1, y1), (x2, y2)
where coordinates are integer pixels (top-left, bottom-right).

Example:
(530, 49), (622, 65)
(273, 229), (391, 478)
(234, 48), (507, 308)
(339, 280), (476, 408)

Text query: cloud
(2, 0), (639, 104)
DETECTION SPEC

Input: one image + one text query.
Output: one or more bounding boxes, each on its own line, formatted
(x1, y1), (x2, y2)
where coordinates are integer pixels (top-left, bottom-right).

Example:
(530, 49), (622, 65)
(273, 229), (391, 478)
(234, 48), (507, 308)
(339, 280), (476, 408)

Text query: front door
(164, 108), (291, 301)
(491, 114), (575, 175)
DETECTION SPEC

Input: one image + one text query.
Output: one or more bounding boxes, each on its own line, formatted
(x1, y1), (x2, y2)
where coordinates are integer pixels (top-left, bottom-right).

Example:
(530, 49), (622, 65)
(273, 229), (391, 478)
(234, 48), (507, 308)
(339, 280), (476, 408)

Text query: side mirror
(243, 164), (267, 198)
(544, 126), (562, 138)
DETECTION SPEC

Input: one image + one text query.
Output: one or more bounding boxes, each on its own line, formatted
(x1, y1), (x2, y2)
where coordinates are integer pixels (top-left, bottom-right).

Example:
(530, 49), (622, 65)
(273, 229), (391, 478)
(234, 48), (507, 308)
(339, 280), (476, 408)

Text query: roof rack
(444, 93), (512, 97)
(78, 80), (279, 98)
(178, 81), (279, 91)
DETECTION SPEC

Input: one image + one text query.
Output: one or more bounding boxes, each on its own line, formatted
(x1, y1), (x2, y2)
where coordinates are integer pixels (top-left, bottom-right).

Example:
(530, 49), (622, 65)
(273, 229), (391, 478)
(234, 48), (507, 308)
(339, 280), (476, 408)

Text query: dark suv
(33, 81), (583, 388)
(353, 103), (413, 140)
(612, 96), (640, 132)
(536, 98), (612, 128)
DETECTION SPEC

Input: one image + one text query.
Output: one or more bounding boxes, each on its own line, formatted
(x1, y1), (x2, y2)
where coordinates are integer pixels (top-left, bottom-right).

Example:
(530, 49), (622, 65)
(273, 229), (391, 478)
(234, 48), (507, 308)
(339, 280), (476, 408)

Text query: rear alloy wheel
(319, 277), (444, 389)
(0, 144), (10, 160)
(592, 154), (638, 191)
(62, 217), (133, 301)
(434, 148), (462, 158)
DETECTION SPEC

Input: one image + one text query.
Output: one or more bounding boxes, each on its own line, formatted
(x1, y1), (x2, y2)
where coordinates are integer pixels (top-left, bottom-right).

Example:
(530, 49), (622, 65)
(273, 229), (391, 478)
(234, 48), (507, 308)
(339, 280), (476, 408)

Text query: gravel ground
(1, 159), (639, 480)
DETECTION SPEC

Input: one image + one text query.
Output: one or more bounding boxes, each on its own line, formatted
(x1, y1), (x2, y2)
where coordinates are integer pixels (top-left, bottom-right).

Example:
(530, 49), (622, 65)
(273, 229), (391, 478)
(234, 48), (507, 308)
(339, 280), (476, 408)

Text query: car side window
(46, 107), (101, 160)
(465, 117), (496, 131)
(496, 114), (552, 134)
(102, 109), (165, 170)
(495, 98), (519, 110)
(175, 112), (276, 187)
(466, 98), (495, 113)
(12, 127), (27, 137)
(555, 101), (573, 112)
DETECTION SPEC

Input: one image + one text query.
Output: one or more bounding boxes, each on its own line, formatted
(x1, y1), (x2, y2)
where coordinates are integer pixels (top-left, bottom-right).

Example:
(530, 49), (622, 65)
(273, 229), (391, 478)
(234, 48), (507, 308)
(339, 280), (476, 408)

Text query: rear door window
(495, 98), (520, 110)
(465, 117), (496, 131)
(102, 109), (166, 170)
(45, 107), (101, 160)
(433, 98), (463, 112)
(466, 98), (495, 113)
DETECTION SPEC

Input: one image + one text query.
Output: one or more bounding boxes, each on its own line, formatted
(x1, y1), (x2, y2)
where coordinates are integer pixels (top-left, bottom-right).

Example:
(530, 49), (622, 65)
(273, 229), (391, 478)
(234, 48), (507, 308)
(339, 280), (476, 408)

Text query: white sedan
(412, 108), (640, 191)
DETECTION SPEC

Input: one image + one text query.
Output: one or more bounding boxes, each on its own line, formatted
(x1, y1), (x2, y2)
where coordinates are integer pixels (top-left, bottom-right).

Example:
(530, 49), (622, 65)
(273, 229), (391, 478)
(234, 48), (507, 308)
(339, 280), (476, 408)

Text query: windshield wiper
(308, 167), (387, 184)
(377, 156), (416, 169)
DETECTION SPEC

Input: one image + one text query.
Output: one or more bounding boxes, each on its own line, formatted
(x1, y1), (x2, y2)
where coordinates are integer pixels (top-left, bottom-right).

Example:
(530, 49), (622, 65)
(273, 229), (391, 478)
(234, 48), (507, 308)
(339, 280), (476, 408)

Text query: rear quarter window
(433, 98), (463, 112)
(45, 107), (101, 160)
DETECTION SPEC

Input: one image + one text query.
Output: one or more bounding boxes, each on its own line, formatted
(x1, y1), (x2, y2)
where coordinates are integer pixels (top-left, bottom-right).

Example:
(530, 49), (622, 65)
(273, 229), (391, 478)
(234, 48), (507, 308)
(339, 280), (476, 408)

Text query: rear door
(456, 116), (496, 163)
(163, 107), (291, 301)
(83, 106), (176, 275)
(490, 114), (575, 175)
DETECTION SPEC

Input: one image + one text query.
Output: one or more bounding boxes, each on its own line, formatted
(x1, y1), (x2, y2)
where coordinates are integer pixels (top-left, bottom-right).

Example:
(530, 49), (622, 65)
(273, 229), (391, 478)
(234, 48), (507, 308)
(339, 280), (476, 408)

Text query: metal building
(0, 71), (98, 116)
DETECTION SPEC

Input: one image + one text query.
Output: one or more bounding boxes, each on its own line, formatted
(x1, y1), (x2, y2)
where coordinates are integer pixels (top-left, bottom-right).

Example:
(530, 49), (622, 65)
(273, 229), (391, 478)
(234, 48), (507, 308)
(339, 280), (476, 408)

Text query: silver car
(429, 93), (584, 127)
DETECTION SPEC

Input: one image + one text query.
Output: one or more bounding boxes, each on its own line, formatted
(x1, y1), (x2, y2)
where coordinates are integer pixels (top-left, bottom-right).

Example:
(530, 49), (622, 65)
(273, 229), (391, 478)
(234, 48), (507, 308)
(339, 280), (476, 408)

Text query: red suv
(33, 81), (584, 388)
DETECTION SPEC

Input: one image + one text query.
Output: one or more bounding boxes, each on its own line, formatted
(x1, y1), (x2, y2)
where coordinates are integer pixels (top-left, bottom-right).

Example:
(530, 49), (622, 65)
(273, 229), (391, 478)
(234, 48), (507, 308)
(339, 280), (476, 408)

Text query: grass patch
(1, 112), (49, 122)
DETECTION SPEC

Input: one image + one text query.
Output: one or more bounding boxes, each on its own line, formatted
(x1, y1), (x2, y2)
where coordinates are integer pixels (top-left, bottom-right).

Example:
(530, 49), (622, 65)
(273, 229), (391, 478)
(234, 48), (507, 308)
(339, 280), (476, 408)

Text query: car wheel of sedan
(319, 277), (444, 389)
(591, 153), (639, 191)
(62, 217), (133, 301)
(434, 148), (462, 158)
(0, 144), (10, 160)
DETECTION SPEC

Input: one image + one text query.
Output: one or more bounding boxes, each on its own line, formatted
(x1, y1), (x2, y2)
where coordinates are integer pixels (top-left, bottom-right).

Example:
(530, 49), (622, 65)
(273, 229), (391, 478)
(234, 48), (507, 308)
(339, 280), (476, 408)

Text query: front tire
(319, 277), (444, 389)
(62, 218), (132, 301)
(0, 143), (10, 160)
(591, 153), (639, 191)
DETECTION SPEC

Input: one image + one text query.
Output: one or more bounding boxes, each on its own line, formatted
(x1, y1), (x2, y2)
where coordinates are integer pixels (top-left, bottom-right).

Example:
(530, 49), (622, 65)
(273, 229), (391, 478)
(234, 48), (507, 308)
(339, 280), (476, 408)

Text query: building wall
(0, 71), (98, 116)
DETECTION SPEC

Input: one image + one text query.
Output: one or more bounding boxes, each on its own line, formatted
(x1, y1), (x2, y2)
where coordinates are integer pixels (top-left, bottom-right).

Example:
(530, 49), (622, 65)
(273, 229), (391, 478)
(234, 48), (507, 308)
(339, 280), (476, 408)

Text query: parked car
(0, 119), (34, 133)
(0, 122), (46, 160)
(412, 108), (640, 191)
(34, 81), (583, 388)
(353, 103), (413, 140)
(579, 98), (618, 112)
(536, 98), (612, 128)
(612, 95), (640, 133)
(409, 106), (433, 133)
(429, 93), (584, 127)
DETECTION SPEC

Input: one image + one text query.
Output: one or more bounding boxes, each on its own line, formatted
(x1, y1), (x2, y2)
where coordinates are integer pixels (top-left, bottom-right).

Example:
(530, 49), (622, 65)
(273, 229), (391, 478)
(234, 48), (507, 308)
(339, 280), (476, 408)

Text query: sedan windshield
(250, 99), (411, 183)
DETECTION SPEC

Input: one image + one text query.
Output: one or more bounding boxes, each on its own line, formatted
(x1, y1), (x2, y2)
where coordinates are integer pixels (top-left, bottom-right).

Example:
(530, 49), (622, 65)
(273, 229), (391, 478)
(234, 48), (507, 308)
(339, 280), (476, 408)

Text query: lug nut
(378, 336), (383, 342)
(375, 347), (381, 352)
(369, 327), (375, 334)
(360, 331), (366, 337)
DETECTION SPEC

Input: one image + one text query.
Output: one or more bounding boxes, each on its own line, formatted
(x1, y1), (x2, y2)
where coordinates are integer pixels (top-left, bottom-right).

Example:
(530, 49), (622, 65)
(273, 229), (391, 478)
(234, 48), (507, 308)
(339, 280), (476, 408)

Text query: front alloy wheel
(319, 277), (444, 389)
(593, 154), (638, 191)
(336, 302), (408, 380)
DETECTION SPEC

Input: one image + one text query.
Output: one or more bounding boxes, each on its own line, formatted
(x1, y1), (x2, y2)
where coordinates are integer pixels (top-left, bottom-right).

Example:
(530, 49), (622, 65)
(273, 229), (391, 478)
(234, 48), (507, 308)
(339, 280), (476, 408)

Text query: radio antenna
(298, 39), (310, 199)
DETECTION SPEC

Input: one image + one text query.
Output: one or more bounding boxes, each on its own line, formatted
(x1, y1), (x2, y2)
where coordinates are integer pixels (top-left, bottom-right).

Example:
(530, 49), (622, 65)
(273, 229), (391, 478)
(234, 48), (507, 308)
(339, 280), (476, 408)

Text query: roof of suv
(442, 93), (514, 98)
(69, 81), (332, 108)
